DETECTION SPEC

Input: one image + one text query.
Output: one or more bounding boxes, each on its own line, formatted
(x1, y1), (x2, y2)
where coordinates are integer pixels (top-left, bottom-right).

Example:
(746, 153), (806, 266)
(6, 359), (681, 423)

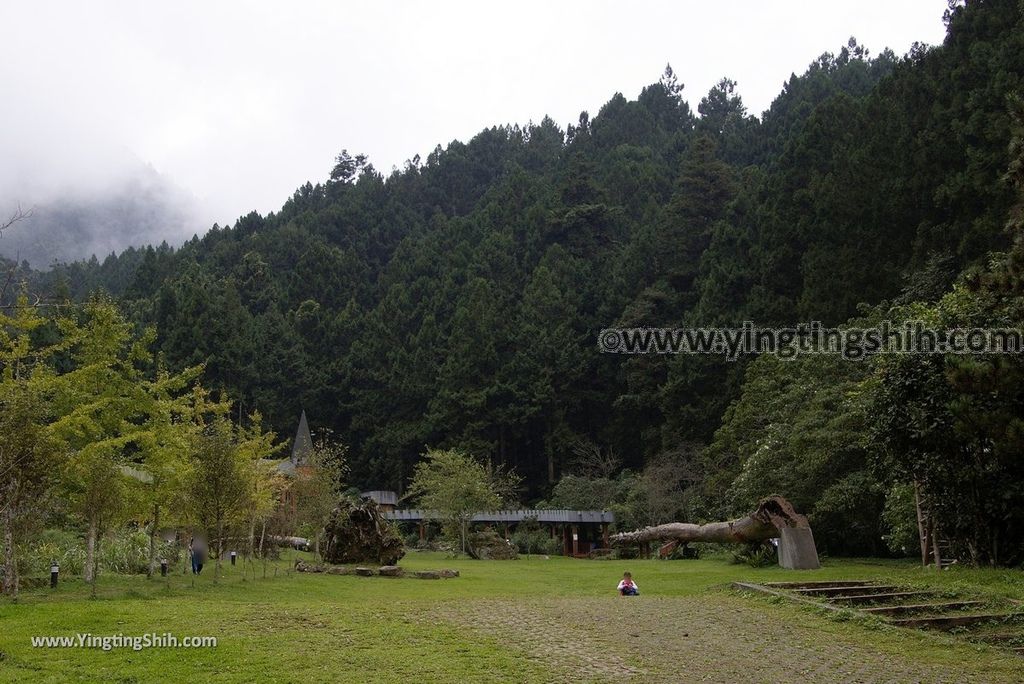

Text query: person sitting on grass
(617, 571), (639, 596)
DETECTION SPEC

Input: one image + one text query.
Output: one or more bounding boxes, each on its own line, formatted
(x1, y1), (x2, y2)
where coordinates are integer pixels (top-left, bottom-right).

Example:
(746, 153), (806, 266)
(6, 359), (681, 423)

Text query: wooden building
(362, 491), (614, 557)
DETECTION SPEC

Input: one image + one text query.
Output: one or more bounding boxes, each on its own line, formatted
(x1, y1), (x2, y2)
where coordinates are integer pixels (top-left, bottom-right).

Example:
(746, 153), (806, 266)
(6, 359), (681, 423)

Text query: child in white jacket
(617, 571), (639, 596)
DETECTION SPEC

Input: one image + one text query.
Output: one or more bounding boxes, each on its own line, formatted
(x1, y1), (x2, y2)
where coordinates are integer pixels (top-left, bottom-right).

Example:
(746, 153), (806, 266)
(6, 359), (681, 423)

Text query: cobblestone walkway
(428, 594), (1024, 683)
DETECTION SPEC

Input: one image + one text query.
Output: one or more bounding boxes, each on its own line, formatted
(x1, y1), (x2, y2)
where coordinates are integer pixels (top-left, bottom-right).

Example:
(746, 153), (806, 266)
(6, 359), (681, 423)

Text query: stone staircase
(735, 579), (1024, 656)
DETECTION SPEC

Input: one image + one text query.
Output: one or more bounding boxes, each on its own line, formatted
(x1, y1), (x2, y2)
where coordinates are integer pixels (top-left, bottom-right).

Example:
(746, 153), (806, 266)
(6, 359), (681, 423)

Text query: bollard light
(50, 561), (59, 589)
(160, 559), (168, 577)
(230, 551), (237, 566)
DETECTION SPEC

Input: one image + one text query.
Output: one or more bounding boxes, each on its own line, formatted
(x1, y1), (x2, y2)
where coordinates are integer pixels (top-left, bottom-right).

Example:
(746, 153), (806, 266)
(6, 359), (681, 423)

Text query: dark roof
(385, 509), (614, 524)
(361, 490), (399, 506)
(276, 459), (299, 476)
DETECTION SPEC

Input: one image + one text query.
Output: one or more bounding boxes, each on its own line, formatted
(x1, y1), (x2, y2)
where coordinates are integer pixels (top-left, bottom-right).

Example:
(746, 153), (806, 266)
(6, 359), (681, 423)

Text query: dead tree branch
(0, 204), (32, 237)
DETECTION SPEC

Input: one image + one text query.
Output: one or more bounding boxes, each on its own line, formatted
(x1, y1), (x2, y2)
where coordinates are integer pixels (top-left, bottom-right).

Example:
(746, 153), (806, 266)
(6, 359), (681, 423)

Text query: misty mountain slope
(0, 166), (201, 268)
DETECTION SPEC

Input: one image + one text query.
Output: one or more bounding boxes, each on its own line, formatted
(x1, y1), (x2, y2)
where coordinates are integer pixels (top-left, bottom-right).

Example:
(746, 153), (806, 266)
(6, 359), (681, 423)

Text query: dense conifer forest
(6, 0), (1023, 560)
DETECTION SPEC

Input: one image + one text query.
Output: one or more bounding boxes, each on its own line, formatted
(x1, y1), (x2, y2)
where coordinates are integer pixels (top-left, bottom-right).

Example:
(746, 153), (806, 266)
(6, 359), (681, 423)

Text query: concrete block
(778, 526), (820, 570)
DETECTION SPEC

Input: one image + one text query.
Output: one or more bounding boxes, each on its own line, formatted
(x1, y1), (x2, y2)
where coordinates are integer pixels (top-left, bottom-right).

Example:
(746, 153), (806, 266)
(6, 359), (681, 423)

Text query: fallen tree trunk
(610, 496), (805, 544)
(268, 535), (312, 550)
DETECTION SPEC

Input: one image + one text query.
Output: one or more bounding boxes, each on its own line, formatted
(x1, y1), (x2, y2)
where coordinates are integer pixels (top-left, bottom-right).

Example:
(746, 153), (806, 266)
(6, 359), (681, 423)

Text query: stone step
(971, 632), (1024, 644)
(829, 590), (937, 605)
(862, 600), (984, 616)
(795, 585), (900, 597)
(764, 580), (876, 589)
(890, 613), (1022, 630)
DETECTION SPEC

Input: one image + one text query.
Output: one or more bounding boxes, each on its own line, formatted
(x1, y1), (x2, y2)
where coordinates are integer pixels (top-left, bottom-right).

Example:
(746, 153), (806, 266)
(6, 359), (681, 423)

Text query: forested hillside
(9, 0), (1024, 556)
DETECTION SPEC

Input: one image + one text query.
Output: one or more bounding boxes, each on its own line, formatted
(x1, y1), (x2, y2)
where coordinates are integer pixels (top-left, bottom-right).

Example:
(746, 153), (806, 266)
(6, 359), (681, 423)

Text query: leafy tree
(0, 295), (67, 599)
(546, 474), (624, 512)
(230, 410), (282, 566)
(870, 94), (1024, 565)
(407, 448), (516, 555)
(132, 364), (205, 578)
(49, 298), (164, 589)
(328, 150), (368, 184)
(61, 450), (137, 592)
(880, 483), (918, 556)
(188, 417), (251, 580)
(293, 429), (349, 559)
(701, 351), (882, 556)
(623, 455), (694, 528)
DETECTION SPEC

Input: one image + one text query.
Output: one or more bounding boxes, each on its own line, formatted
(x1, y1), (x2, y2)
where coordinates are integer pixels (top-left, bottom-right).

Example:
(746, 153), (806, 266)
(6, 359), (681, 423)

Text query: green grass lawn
(2, 551), (1023, 682)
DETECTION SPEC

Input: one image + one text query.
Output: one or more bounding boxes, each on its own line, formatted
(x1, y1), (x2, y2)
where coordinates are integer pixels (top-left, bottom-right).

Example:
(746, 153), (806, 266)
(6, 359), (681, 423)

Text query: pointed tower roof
(291, 410), (312, 466)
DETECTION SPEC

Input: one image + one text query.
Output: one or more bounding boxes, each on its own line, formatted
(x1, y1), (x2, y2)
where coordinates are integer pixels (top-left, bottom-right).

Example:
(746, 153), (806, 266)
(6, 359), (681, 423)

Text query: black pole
(230, 551), (237, 566)
(50, 562), (59, 589)
(160, 559), (168, 577)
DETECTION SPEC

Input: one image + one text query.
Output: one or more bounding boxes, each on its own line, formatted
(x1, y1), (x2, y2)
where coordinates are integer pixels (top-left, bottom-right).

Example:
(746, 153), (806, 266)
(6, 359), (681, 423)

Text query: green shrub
(881, 483), (919, 556)
(16, 528), (180, 577)
(17, 529), (87, 576)
(510, 527), (560, 556)
(730, 542), (777, 568)
(101, 530), (179, 574)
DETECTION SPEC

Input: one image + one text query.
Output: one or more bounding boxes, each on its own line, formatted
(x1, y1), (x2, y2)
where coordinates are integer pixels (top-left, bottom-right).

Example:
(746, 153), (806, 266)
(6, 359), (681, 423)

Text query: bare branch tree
(0, 203), (34, 304)
(569, 440), (621, 479)
(0, 203), (32, 237)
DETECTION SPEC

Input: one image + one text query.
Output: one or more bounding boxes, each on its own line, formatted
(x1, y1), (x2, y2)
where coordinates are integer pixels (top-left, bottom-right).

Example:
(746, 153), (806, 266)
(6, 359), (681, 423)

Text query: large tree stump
(321, 498), (405, 566)
(611, 496), (820, 569)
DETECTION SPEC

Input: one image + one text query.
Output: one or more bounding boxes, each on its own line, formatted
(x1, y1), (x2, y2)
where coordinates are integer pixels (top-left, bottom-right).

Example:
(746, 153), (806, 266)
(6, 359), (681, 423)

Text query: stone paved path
(428, 594), (1024, 683)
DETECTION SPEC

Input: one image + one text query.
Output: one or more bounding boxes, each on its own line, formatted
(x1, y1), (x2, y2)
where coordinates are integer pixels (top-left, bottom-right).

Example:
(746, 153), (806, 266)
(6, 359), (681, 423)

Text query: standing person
(617, 571), (639, 596)
(190, 536), (207, 575)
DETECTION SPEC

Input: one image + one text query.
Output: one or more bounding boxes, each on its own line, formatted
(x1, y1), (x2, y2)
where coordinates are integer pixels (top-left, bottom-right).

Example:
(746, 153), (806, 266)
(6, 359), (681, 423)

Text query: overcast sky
(0, 1), (948, 241)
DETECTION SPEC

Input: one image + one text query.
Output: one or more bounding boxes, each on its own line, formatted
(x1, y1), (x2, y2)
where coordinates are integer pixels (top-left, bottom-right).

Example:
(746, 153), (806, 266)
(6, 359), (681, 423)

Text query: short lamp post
(160, 559), (168, 577)
(50, 562), (59, 589)
(230, 551), (237, 566)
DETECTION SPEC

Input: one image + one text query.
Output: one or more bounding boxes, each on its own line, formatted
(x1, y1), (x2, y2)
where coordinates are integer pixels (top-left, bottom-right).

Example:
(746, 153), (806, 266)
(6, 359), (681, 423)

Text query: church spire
(292, 410), (312, 465)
